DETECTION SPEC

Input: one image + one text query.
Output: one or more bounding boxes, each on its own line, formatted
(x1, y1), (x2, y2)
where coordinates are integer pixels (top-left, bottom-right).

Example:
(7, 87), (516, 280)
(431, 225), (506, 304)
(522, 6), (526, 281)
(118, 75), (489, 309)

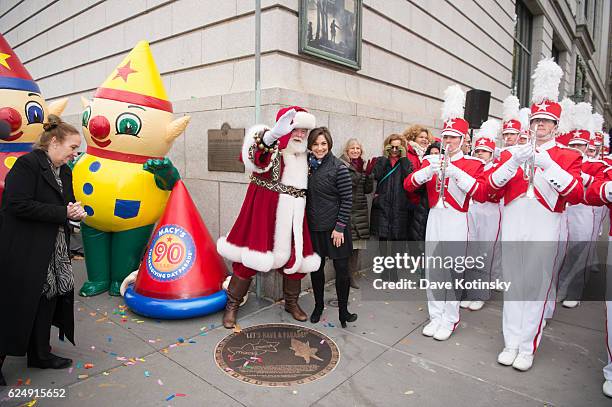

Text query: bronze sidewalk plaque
(208, 122), (245, 173)
(215, 323), (340, 386)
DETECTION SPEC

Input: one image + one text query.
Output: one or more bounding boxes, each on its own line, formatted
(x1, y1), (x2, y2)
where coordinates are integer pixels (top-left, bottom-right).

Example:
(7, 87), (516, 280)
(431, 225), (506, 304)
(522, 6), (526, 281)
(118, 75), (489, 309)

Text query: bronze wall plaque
(208, 123), (245, 173)
(215, 323), (340, 386)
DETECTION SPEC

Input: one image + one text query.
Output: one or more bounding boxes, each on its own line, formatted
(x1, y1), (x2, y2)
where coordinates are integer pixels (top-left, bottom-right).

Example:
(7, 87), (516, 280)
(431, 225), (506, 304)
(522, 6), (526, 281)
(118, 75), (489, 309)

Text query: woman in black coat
(0, 116), (86, 385)
(306, 127), (357, 328)
(367, 134), (414, 280)
(340, 138), (373, 289)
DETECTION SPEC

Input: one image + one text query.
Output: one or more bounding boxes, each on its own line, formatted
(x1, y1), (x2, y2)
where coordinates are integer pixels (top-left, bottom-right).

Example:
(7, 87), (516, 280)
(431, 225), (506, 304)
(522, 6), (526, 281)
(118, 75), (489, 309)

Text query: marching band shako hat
(124, 181), (228, 319)
(529, 58), (563, 122)
(94, 40), (173, 112)
(473, 119), (499, 153)
(568, 102), (593, 146)
(440, 85), (468, 139)
(0, 34), (40, 93)
(502, 95), (521, 134)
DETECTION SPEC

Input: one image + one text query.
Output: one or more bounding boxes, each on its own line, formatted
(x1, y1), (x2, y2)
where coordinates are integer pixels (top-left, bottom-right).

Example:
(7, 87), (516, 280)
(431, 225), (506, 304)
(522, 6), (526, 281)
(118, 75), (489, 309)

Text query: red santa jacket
(216, 125), (320, 274)
(487, 140), (583, 212)
(404, 151), (487, 212)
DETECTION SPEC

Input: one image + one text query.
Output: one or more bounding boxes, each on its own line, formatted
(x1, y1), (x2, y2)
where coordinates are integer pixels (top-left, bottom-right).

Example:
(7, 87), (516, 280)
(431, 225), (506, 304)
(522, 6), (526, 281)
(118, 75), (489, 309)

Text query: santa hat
(275, 105), (315, 150)
(568, 102), (593, 146)
(473, 119), (499, 153)
(440, 85), (468, 138)
(530, 58), (563, 122)
(0, 34), (40, 93)
(94, 40), (172, 112)
(518, 107), (531, 140)
(502, 95), (521, 134)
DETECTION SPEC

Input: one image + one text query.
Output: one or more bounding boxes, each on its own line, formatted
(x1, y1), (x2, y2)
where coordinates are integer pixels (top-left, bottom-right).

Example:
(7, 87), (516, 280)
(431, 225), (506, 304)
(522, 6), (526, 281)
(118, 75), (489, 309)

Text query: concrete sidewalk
(0, 259), (609, 407)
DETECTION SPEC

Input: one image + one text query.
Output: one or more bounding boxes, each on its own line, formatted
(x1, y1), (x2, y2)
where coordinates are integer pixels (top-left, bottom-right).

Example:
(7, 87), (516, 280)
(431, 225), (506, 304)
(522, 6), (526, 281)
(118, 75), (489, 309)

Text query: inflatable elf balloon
(0, 34), (67, 202)
(73, 40), (190, 296)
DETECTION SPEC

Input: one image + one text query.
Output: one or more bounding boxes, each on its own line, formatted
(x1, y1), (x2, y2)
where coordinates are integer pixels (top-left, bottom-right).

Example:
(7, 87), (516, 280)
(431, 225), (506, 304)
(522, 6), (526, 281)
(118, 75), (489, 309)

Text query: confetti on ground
(177, 337), (185, 343)
(387, 363), (393, 367)
(157, 379), (164, 386)
(76, 362), (83, 369)
(25, 378), (31, 385)
(292, 390), (298, 395)
(176, 394), (186, 397)
(68, 367), (73, 374)
(91, 346), (96, 350)
(148, 339), (156, 343)
(107, 337), (112, 343)
(78, 374), (89, 380)
(165, 394), (175, 401)
(320, 339), (325, 344)
(84, 363), (94, 369)
(404, 390), (414, 395)
(199, 332), (208, 336)
(144, 371), (150, 377)
(16, 379), (23, 386)
(103, 372), (110, 376)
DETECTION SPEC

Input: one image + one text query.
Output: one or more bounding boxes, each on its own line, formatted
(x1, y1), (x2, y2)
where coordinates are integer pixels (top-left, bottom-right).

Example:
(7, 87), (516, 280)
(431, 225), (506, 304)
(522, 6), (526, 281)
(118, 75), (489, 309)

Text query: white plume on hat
(441, 84), (465, 121)
(518, 107), (531, 130)
(557, 98), (576, 134)
(475, 119), (500, 141)
(573, 102), (593, 132)
(593, 113), (604, 132)
(502, 95), (521, 122)
(531, 58), (563, 104)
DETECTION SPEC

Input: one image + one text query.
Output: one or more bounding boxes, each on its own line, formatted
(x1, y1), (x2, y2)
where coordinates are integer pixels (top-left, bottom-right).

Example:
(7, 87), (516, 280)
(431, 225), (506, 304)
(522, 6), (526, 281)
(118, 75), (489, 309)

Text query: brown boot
(223, 275), (252, 329)
(283, 276), (308, 321)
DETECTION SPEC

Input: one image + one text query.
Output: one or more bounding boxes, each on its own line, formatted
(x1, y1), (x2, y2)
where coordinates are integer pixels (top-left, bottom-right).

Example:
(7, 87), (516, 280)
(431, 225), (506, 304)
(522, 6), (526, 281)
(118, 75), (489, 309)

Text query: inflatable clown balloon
(0, 34), (67, 202)
(122, 180), (228, 319)
(73, 40), (190, 297)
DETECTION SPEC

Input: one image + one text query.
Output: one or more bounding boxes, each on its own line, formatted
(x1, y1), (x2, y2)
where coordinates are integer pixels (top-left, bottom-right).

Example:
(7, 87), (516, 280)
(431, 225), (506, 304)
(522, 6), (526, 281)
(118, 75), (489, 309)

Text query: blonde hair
(342, 138), (365, 158)
(34, 115), (79, 151)
(384, 133), (404, 149)
(402, 124), (434, 144)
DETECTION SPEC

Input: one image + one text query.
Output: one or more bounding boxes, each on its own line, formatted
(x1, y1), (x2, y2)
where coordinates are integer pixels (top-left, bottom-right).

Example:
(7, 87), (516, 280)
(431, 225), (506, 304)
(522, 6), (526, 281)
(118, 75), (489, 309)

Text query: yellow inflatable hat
(94, 40), (172, 113)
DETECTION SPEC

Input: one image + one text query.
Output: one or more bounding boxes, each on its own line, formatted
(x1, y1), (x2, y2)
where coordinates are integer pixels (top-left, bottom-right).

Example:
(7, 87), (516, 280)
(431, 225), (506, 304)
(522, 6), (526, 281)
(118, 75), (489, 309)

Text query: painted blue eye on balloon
(25, 101), (44, 124)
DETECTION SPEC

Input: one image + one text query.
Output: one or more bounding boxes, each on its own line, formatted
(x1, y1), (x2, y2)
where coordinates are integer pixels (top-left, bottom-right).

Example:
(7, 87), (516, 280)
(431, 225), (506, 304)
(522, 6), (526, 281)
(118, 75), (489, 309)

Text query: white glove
(447, 163), (476, 193)
(263, 108), (297, 145)
(413, 159), (440, 185)
(534, 150), (554, 170)
(510, 144), (532, 168)
(605, 182), (612, 203)
(490, 160), (518, 188)
(581, 172), (592, 187)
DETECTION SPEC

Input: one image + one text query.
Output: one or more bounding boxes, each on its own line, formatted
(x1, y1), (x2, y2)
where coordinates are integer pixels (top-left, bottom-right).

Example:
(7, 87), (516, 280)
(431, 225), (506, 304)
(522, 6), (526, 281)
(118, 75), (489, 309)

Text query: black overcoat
(0, 149), (75, 356)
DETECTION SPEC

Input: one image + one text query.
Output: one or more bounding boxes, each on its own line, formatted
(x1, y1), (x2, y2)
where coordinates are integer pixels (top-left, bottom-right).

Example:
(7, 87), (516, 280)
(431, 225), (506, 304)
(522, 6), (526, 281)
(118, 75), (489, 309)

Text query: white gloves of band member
(491, 145), (573, 192)
(605, 182), (612, 202)
(413, 155), (440, 184)
(445, 164), (476, 193)
(263, 108), (297, 146)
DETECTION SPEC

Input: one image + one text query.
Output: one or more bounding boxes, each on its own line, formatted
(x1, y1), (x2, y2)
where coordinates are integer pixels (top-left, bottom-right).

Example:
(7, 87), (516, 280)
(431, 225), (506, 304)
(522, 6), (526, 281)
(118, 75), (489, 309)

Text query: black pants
(26, 295), (57, 362)
(310, 257), (351, 313)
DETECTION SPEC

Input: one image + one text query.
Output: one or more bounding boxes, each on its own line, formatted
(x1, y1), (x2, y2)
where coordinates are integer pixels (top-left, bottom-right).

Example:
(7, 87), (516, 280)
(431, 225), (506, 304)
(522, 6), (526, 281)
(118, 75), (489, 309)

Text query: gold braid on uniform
(249, 174), (306, 198)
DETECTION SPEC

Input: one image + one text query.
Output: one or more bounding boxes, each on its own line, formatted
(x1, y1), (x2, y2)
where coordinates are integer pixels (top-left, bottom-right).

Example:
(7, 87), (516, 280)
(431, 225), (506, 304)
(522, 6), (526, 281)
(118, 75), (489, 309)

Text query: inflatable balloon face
(73, 40), (190, 298)
(0, 33), (67, 201)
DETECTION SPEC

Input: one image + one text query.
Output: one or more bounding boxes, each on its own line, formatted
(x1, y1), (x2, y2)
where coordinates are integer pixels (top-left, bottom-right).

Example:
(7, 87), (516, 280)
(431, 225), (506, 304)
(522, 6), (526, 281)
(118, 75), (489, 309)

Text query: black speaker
(464, 89), (491, 129)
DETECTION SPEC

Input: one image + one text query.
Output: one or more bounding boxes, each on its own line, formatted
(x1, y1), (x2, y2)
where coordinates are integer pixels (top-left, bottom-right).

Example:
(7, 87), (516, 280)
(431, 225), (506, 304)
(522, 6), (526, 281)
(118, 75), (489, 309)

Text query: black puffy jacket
(370, 156), (414, 240)
(340, 155), (373, 241)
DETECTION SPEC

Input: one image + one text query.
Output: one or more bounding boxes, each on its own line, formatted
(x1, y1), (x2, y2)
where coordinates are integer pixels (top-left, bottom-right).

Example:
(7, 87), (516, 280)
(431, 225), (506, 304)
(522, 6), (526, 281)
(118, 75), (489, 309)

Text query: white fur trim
(242, 124), (279, 174)
(299, 253), (322, 273)
(293, 111), (316, 130)
(272, 194), (294, 268)
(283, 196), (306, 274)
(217, 236), (275, 272)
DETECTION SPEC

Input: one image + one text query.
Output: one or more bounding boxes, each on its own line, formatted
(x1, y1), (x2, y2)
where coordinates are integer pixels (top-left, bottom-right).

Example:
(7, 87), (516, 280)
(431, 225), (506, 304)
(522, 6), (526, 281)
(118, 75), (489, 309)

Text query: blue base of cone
(124, 285), (227, 320)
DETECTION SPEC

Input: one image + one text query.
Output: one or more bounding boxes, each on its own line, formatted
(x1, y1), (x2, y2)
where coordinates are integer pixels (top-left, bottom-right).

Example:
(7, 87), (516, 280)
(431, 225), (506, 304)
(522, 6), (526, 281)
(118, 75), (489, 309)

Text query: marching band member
(404, 85), (487, 341)
(464, 120), (503, 311)
(488, 59), (583, 371)
(501, 95), (521, 149)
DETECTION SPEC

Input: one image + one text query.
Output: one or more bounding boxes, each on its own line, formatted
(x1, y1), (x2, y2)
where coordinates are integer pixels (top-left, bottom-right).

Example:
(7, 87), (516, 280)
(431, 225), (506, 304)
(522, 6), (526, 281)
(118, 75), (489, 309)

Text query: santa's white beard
(284, 137), (307, 154)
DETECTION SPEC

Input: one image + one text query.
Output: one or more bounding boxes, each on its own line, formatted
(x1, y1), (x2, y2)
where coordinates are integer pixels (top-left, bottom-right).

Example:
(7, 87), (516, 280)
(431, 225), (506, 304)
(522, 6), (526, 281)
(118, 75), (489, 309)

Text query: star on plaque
(290, 338), (323, 364)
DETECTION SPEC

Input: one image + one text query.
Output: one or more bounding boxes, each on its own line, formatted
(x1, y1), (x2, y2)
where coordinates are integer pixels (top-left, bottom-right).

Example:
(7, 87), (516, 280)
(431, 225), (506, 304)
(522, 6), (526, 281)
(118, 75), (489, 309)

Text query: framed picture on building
(299, 0), (362, 70)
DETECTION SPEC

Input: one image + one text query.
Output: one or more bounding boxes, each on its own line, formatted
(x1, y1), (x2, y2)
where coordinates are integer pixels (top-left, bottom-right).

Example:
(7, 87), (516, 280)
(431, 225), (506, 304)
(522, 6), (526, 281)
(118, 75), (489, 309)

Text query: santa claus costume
(217, 106), (321, 328)
(488, 59), (583, 371)
(464, 120), (503, 311)
(404, 85), (487, 341)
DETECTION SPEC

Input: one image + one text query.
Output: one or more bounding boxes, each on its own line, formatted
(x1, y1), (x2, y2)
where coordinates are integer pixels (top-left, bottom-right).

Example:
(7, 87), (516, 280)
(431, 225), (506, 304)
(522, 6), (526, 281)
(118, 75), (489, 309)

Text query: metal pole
(255, 0), (262, 298)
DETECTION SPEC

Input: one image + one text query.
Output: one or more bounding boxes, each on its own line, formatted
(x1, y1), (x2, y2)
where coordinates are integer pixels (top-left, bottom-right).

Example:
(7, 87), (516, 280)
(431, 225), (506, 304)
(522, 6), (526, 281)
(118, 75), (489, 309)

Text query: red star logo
(535, 101), (549, 111)
(477, 139), (487, 145)
(444, 119), (455, 128)
(113, 61), (137, 82)
(573, 130), (582, 139)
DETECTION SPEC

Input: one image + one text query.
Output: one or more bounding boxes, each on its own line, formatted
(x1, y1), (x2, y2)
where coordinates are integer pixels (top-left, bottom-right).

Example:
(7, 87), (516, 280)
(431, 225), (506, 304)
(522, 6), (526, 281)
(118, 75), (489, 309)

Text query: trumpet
(522, 122), (538, 199)
(434, 143), (450, 208)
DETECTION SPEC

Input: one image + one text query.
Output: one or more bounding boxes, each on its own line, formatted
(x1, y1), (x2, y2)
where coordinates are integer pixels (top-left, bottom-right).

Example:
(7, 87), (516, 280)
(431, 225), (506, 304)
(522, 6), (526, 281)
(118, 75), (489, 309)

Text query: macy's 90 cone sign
(123, 180), (228, 319)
